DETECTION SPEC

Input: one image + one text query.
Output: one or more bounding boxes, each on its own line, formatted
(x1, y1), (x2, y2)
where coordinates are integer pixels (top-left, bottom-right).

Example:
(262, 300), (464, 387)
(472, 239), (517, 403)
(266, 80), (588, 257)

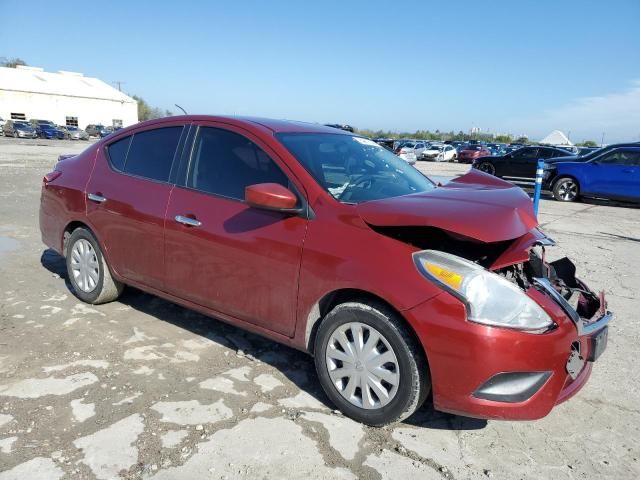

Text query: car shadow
(40, 247), (487, 431)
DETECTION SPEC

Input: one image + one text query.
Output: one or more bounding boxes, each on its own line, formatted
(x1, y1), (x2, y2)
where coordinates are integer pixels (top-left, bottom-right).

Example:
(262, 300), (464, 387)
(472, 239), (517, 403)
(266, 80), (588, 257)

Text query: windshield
(464, 145), (483, 151)
(277, 133), (436, 204)
(15, 122), (30, 128)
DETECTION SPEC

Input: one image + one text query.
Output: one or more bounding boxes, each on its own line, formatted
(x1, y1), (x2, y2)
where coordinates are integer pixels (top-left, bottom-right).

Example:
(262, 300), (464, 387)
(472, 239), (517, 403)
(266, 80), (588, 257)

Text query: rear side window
(107, 136), (132, 171)
(188, 127), (289, 200)
(124, 127), (182, 182)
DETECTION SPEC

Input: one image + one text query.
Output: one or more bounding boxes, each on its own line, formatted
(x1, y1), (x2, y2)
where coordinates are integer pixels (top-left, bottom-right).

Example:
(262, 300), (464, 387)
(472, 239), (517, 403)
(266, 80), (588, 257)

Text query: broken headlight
(413, 250), (553, 332)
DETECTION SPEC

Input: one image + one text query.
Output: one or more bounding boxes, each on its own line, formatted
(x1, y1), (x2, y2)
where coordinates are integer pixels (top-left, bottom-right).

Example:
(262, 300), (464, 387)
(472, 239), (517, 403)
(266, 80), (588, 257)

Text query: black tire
(552, 177), (580, 202)
(65, 227), (123, 304)
(477, 161), (496, 175)
(314, 301), (430, 426)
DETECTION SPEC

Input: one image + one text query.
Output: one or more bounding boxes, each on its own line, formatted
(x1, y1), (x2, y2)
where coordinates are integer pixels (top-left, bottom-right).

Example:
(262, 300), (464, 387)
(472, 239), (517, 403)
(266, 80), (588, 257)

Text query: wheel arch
(61, 221), (113, 272)
(551, 173), (581, 189)
(304, 288), (429, 365)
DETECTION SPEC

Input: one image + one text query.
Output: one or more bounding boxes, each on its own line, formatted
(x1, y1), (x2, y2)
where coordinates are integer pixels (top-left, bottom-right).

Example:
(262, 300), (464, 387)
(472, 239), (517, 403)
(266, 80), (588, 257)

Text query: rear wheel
(553, 177), (579, 202)
(477, 161), (496, 175)
(314, 301), (430, 426)
(65, 227), (123, 304)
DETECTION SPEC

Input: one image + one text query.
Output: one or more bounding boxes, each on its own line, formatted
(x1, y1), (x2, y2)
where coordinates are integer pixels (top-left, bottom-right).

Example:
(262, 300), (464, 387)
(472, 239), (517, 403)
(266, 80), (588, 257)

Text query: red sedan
(39, 116), (611, 426)
(458, 145), (491, 163)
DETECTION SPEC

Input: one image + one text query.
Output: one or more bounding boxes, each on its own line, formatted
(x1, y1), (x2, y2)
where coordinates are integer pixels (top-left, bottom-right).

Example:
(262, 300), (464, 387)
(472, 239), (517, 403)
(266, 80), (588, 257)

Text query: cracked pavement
(0, 138), (639, 479)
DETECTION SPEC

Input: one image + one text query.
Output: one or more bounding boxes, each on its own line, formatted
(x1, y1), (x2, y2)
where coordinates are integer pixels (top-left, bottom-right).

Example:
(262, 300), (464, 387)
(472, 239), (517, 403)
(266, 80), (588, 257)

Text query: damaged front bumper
(406, 250), (612, 420)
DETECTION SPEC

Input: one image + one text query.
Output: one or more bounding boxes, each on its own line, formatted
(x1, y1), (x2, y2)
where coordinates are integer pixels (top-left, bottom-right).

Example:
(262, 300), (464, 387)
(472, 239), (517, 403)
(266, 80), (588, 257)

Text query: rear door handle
(175, 215), (202, 227)
(87, 193), (107, 203)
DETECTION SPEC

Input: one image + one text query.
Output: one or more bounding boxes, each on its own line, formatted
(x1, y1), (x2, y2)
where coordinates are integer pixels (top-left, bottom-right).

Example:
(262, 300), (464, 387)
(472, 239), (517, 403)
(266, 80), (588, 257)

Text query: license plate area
(587, 326), (608, 362)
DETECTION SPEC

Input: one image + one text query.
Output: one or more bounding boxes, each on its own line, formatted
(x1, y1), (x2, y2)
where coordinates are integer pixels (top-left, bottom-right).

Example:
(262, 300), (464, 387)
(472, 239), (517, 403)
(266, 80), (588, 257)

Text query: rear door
(85, 123), (187, 290)
(164, 123), (308, 336)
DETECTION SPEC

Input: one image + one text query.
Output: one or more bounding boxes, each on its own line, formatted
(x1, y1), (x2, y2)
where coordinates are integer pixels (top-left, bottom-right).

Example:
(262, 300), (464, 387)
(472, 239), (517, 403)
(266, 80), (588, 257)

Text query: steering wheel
(337, 174), (377, 200)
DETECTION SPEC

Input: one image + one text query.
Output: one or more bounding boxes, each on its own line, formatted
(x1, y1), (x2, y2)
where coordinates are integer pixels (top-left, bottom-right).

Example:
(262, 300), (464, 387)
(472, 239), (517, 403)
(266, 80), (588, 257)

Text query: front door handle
(175, 215), (202, 227)
(87, 193), (107, 203)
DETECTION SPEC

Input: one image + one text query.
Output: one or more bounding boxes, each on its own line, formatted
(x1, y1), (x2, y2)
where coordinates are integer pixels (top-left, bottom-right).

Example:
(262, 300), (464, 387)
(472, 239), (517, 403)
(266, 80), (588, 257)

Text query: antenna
(175, 104), (188, 115)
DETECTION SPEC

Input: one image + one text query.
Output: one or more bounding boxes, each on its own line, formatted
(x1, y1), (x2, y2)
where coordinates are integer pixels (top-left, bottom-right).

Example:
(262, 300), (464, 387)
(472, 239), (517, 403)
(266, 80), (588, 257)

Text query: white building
(539, 130), (573, 147)
(0, 65), (138, 129)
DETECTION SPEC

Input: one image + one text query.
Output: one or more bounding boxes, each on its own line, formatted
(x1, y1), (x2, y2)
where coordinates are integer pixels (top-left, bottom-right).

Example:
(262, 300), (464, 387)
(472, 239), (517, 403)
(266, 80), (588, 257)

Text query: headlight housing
(413, 250), (553, 332)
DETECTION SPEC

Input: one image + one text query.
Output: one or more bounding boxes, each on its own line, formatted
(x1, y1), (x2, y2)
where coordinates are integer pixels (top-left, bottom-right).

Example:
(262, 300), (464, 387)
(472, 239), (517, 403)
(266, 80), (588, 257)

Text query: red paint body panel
(407, 288), (593, 420)
(164, 186), (307, 337)
(40, 147), (98, 254)
(85, 145), (171, 290)
(356, 170), (538, 243)
(38, 115), (606, 421)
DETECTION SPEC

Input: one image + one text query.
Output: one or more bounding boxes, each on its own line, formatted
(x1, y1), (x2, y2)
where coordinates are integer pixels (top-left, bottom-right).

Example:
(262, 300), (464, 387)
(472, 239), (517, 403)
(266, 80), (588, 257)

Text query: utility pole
(111, 81), (126, 92)
(601, 132), (605, 147)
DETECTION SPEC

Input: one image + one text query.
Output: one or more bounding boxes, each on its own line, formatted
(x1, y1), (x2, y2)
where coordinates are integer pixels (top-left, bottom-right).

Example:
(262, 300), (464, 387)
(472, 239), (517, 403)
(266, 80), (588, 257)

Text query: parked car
(543, 146), (640, 203)
(472, 146), (576, 182)
(64, 126), (90, 140)
(2, 120), (38, 138)
(36, 123), (65, 140)
(85, 124), (106, 137)
(0, 116), (5, 135)
(397, 141), (426, 165)
(30, 119), (56, 128)
(457, 145), (491, 163)
(40, 116), (611, 426)
(421, 144), (457, 162)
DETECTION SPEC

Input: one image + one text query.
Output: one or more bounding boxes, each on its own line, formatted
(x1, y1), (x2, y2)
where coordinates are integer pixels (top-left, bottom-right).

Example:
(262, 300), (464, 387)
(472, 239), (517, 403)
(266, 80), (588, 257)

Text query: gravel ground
(0, 138), (639, 479)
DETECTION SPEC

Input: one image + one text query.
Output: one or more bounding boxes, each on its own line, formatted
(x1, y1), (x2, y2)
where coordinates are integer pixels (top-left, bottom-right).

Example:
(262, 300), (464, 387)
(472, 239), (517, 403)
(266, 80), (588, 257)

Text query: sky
(1, 0), (639, 142)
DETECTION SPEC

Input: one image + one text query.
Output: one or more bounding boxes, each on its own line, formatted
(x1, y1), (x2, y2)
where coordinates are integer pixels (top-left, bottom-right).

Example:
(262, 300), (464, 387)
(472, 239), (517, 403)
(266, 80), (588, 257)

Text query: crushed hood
(356, 170), (538, 243)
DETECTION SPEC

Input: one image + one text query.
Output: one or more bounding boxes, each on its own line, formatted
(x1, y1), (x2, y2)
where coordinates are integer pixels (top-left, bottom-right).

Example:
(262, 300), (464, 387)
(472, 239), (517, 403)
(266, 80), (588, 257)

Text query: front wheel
(553, 177), (580, 202)
(65, 227), (124, 304)
(314, 301), (430, 426)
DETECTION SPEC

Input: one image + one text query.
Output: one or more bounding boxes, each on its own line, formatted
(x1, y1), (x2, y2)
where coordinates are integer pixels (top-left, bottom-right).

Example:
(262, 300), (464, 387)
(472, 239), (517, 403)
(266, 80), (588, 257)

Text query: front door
(164, 124), (308, 336)
(586, 148), (640, 199)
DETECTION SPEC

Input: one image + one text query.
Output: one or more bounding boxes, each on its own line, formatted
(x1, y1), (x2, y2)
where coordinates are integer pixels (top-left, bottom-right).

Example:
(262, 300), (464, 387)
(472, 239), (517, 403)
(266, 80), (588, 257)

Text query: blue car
(543, 146), (640, 203)
(36, 124), (65, 139)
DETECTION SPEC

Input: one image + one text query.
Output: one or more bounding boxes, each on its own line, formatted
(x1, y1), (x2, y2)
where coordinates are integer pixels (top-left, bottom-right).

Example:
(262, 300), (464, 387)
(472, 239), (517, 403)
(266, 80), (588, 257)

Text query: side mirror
(245, 183), (300, 213)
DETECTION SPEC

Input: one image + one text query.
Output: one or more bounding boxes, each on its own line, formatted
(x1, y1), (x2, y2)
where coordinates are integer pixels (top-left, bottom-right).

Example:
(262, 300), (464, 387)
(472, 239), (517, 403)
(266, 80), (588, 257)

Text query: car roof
(125, 115), (355, 135)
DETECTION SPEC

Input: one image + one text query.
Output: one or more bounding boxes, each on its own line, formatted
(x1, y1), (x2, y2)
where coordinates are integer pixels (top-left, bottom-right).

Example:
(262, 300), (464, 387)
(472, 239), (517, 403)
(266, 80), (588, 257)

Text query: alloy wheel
(478, 162), (495, 175)
(70, 239), (100, 293)
(325, 322), (400, 409)
(558, 180), (578, 201)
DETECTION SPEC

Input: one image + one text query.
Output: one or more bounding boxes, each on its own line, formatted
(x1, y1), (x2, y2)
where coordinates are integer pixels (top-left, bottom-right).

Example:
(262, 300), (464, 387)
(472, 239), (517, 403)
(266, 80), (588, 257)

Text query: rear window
(107, 136), (132, 171)
(105, 126), (182, 182)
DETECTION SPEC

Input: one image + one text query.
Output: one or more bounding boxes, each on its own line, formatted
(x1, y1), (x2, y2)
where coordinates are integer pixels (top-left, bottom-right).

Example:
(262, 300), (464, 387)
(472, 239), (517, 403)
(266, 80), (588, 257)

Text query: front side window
(597, 149), (640, 166)
(277, 133), (436, 204)
(188, 127), (289, 200)
(124, 127), (182, 182)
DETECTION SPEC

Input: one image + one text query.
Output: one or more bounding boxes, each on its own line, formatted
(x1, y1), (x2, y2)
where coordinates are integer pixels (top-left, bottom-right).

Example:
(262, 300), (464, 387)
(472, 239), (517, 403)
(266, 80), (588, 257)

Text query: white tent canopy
(539, 130), (573, 146)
